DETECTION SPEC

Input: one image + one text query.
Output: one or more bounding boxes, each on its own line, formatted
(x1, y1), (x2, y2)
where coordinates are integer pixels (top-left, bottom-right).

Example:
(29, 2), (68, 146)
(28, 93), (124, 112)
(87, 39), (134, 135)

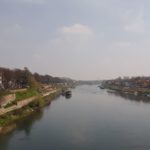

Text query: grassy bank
(0, 90), (61, 128)
(15, 88), (38, 101)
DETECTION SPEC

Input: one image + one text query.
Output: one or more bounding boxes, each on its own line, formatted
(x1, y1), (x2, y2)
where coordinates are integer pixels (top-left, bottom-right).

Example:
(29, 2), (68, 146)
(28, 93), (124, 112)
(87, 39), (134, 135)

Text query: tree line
(0, 67), (71, 90)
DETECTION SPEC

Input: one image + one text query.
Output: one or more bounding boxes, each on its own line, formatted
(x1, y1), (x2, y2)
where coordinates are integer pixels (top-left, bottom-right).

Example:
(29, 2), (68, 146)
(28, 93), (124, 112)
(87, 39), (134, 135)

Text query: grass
(0, 90), (11, 98)
(0, 87), (61, 127)
(4, 101), (17, 108)
(0, 91), (60, 127)
(15, 88), (38, 101)
(0, 107), (34, 126)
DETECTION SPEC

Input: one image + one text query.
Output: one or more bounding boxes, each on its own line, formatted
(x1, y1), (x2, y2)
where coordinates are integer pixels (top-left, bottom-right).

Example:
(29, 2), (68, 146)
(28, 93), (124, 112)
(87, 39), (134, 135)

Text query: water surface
(1, 85), (150, 150)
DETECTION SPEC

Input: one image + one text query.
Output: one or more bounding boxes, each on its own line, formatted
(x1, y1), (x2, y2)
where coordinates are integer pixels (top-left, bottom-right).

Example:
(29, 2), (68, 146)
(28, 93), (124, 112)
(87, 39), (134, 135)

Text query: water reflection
(0, 133), (10, 150)
(17, 110), (44, 136)
(0, 100), (52, 150)
(65, 94), (72, 99)
(107, 91), (150, 103)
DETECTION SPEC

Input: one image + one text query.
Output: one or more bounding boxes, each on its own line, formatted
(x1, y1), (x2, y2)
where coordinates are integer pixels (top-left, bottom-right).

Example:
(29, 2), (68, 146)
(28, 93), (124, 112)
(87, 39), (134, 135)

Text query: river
(1, 85), (150, 150)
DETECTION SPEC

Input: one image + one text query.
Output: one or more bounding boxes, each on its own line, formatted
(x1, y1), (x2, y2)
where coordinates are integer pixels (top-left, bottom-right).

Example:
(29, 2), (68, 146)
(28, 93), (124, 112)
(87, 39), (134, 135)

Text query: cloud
(122, 9), (145, 33)
(50, 24), (95, 48)
(55, 24), (95, 45)
(60, 24), (94, 36)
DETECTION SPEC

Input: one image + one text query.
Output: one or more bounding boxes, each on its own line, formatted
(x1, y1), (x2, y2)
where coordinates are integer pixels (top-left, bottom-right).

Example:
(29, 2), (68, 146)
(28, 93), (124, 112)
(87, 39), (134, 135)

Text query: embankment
(0, 89), (61, 134)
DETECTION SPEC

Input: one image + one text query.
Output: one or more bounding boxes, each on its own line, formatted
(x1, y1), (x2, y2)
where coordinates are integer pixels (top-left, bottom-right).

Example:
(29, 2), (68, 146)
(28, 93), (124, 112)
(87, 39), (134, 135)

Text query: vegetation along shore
(0, 67), (75, 134)
(101, 77), (150, 98)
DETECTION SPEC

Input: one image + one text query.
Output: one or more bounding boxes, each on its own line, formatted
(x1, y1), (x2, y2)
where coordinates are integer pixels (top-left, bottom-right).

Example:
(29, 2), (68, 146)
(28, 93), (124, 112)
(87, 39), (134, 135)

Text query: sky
(0, 0), (150, 80)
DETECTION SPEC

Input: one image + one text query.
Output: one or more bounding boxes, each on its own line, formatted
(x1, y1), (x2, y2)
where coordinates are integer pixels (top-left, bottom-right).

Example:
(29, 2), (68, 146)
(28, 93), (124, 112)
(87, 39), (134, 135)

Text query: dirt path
(0, 90), (58, 116)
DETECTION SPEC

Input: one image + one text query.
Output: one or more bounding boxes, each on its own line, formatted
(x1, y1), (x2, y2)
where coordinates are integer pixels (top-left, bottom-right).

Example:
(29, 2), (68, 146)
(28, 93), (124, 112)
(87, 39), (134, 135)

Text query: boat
(65, 90), (72, 96)
(62, 89), (72, 96)
(98, 85), (105, 89)
(107, 89), (116, 93)
(65, 93), (72, 99)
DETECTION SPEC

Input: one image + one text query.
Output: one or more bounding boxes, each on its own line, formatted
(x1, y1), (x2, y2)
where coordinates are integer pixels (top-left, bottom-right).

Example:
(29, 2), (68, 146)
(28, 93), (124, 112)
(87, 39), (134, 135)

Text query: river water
(1, 85), (150, 150)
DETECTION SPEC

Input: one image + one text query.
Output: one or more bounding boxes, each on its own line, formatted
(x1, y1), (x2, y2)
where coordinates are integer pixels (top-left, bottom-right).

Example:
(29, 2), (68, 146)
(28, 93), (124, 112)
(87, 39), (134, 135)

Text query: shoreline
(0, 90), (61, 135)
(105, 87), (150, 102)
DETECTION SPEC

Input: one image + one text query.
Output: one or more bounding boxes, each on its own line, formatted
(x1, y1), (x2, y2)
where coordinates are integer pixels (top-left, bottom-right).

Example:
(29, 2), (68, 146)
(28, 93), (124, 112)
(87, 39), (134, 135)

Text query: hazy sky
(0, 0), (150, 80)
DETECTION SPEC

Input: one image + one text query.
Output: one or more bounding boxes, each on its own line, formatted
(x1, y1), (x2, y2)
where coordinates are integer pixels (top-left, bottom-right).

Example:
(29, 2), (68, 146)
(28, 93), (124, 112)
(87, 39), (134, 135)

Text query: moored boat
(62, 89), (72, 96)
(98, 85), (105, 89)
(65, 90), (72, 95)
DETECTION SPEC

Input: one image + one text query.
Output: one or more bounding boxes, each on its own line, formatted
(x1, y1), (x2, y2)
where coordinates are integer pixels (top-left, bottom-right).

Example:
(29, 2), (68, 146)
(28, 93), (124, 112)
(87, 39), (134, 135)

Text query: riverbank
(0, 89), (61, 134)
(101, 83), (150, 99)
(101, 77), (150, 98)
